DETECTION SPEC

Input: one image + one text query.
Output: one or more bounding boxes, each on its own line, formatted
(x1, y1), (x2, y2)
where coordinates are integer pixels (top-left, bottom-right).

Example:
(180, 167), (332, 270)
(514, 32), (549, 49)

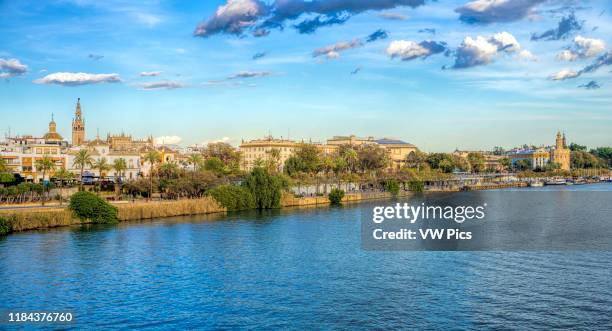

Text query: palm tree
(187, 154), (203, 172)
(113, 158), (127, 199)
(73, 149), (94, 191)
(144, 150), (161, 201)
(92, 158), (111, 194)
(35, 155), (56, 206)
(54, 167), (74, 206)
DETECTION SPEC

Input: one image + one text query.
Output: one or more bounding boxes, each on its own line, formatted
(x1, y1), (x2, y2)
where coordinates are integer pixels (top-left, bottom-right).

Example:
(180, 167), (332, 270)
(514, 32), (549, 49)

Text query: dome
(43, 132), (63, 140)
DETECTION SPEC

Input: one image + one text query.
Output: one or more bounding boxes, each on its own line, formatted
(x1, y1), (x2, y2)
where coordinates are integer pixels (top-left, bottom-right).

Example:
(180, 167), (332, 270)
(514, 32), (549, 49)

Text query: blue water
(1, 184), (611, 329)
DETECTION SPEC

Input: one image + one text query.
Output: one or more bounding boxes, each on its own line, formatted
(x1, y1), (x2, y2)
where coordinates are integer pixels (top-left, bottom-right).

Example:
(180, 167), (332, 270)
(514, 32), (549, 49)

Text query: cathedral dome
(43, 114), (63, 141)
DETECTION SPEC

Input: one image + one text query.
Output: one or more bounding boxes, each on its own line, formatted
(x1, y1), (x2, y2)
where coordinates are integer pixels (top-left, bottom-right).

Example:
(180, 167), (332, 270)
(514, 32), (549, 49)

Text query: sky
(0, 0), (611, 152)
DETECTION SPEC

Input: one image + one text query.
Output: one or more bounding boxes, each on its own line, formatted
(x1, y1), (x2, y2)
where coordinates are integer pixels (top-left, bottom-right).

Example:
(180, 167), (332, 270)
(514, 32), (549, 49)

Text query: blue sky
(1, 0), (611, 152)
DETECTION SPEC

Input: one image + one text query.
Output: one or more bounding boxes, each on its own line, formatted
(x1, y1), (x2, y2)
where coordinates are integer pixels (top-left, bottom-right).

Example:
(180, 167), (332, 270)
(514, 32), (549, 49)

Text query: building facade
(551, 132), (570, 171)
(72, 98), (86, 146)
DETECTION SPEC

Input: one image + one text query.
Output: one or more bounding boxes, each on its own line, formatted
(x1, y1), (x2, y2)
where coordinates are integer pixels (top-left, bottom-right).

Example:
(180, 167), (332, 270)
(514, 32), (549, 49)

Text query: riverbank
(0, 190), (414, 233)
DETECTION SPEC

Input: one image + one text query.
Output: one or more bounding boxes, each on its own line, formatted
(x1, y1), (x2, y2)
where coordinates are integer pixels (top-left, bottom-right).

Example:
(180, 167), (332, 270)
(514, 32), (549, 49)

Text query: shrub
(69, 191), (118, 224)
(385, 179), (400, 197)
(242, 168), (283, 209)
(0, 216), (11, 235)
(408, 180), (424, 193)
(328, 188), (345, 205)
(209, 185), (256, 211)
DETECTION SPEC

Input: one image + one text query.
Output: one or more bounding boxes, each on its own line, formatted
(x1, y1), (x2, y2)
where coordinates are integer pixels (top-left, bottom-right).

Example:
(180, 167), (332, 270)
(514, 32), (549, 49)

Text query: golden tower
(552, 131), (570, 171)
(72, 98), (86, 146)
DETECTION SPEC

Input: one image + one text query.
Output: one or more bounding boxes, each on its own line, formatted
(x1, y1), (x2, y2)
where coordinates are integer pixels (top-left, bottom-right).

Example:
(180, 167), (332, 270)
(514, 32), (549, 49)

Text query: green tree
(92, 157), (111, 194)
(467, 152), (486, 173)
(328, 188), (345, 205)
(0, 158), (8, 173)
(500, 158), (511, 172)
(113, 158), (128, 198)
(187, 154), (203, 172)
(144, 150), (161, 201)
(589, 147), (612, 168)
(35, 155), (56, 206)
(73, 149), (94, 191)
(204, 157), (226, 175)
(569, 143), (587, 152)
(242, 167), (283, 209)
(54, 167), (74, 206)
(438, 159), (454, 173)
(514, 159), (532, 171)
(405, 150), (427, 170)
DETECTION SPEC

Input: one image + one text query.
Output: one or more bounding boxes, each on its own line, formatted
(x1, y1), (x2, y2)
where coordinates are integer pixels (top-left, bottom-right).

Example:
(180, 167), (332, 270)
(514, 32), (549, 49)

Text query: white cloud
(202, 137), (231, 145)
(194, 0), (267, 37)
(548, 69), (579, 80)
(140, 71), (162, 77)
(137, 80), (185, 90)
(0, 58), (28, 78)
(378, 12), (408, 20)
(154, 136), (182, 145)
(557, 36), (606, 61)
(556, 50), (578, 61)
(313, 39), (363, 59)
(518, 50), (537, 61)
(227, 71), (271, 79)
(451, 32), (527, 68)
(387, 41), (429, 59)
(33, 72), (121, 86)
(455, 0), (544, 24)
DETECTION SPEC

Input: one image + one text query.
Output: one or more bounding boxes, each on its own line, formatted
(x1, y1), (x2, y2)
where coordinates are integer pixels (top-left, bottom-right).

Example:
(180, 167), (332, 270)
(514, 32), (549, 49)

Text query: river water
(1, 184), (611, 329)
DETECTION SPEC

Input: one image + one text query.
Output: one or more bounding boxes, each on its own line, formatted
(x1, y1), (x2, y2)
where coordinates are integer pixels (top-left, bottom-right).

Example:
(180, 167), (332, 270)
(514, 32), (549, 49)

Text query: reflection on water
(0, 184), (611, 329)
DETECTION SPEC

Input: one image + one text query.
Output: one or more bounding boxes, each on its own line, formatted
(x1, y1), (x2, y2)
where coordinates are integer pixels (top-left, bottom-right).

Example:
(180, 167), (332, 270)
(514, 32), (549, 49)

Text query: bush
(0, 216), (11, 235)
(328, 188), (345, 205)
(408, 180), (424, 193)
(69, 191), (118, 224)
(209, 185), (256, 211)
(385, 179), (400, 196)
(243, 168), (283, 209)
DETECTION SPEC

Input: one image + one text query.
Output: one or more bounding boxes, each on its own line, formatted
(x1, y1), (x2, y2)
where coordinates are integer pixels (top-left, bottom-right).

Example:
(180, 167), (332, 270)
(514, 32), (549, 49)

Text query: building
(72, 98), (86, 146)
(239, 136), (298, 171)
(509, 132), (571, 171)
(374, 138), (418, 169)
(510, 148), (550, 170)
(551, 132), (570, 171)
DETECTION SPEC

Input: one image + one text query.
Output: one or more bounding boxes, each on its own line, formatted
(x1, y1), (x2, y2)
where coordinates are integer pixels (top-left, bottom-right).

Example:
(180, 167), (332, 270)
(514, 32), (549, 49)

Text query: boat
(545, 179), (566, 185)
(565, 181), (574, 186)
(529, 181), (544, 187)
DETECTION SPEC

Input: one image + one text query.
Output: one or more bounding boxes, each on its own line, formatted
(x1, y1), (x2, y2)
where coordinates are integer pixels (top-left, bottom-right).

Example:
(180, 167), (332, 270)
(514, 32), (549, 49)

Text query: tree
(35, 155), (56, 206)
(0, 158), (7, 173)
(514, 159), (532, 171)
(438, 159), (454, 173)
(357, 144), (388, 173)
(54, 167), (74, 206)
(187, 154), (203, 172)
(204, 157), (226, 175)
(144, 150), (161, 201)
(113, 158), (127, 199)
(467, 152), (486, 173)
(92, 157), (111, 194)
(73, 149), (94, 191)
(242, 167), (283, 209)
(266, 148), (282, 173)
(590, 147), (612, 168)
(405, 150), (426, 170)
(500, 158), (511, 172)
(569, 143), (587, 152)
(295, 143), (321, 174)
(571, 151), (603, 169)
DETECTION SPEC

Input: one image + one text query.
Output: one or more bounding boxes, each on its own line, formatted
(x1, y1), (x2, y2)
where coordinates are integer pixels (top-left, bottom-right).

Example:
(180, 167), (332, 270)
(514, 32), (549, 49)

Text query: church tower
(72, 98), (86, 146)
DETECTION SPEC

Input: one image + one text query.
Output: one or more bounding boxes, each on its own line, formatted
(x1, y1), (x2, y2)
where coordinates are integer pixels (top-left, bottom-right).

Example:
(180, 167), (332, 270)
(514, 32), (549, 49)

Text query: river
(1, 184), (611, 329)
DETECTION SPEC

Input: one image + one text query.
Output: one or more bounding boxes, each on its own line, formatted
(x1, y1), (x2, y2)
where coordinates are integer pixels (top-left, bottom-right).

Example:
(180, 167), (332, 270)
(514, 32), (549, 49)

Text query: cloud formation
(578, 81), (600, 90)
(252, 52), (267, 60)
(154, 136), (183, 145)
(548, 69), (579, 80)
(450, 32), (523, 69)
(556, 36), (606, 61)
(0, 58), (28, 79)
(227, 70), (271, 79)
(88, 54), (104, 60)
(194, 0), (268, 37)
(34, 72), (121, 86)
(378, 12), (408, 20)
(138, 81), (185, 90)
(195, 0), (426, 37)
(140, 71), (162, 77)
(387, 40), (447, 61)
(313, 39), (362, 59)
(456, 0), (545, 24)
(418, 28), (436, 35)
(366, 29), (389, 43)
(531, 13), (583, 41)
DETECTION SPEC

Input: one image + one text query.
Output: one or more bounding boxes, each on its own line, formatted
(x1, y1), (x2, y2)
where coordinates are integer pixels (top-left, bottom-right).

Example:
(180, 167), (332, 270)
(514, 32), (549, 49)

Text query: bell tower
(72, 98), (86, 146)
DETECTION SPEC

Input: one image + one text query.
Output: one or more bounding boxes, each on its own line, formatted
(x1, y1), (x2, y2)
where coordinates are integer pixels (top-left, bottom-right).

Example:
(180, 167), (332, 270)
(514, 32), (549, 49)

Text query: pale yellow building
(239, 136), (298, 171)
